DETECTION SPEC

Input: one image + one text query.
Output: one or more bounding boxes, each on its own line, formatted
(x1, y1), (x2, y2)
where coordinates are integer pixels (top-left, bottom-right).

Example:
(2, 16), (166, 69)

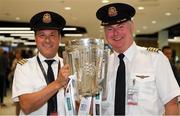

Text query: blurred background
(0, 0), (180, 115)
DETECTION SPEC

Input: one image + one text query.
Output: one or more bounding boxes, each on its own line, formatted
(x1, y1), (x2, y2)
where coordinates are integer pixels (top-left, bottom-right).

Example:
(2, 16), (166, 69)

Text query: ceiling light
(64, 34), (83, 37)
(168, 38), (180, 43)
(174, 37), (180, 40)
(63, 27), (77, 31)
(136, 30), (141, 33)
(11, 33), (34, 37)
(102, 0), (109, 3)
(138, 6), (144, 10)
(15, 17), (20, 20)
(64, 7), (71, 10)
(11, 43), (18, 47)
(0, 31), (34, 34)
(165, 12), (171, 16)
(152, 20), (157, 24)
(0, 27), (31, 30)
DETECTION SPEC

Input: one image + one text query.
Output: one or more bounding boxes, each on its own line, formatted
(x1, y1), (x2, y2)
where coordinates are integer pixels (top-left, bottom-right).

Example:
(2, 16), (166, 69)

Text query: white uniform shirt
(102, 42), (180, 115)
(12, 53), (66, 115)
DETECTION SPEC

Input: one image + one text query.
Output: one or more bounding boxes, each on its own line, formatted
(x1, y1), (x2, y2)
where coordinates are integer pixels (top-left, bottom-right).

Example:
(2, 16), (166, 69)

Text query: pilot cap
(30, 11), (66, 31)
(96, 3), (136, 26)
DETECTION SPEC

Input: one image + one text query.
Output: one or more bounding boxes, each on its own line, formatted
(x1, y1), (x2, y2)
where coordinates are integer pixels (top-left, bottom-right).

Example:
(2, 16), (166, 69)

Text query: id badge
(65, 89), (74, 115)
(93, 93), (102, 115)
(127, 79), (138, 105)
(78, 96), (92, 115)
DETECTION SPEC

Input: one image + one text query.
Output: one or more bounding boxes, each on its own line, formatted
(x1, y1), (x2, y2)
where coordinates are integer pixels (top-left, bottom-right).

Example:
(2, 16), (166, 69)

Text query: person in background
(162, 45), (180, 86)
(2, 51), (9, 98)
(12, 11), (70, 115)
(8, 49), (23, 115)
(11, 49), (23, 74)
(0, 48), (7, 107)
(26, 49), (34, 58)
(96, 3), (180, 115)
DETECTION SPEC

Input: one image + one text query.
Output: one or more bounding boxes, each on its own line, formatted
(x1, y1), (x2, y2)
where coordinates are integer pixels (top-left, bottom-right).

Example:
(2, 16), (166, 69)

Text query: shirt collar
(124, 42), (137, 62)
(37, 52), (59, 63)
(114, 42), (137, 62)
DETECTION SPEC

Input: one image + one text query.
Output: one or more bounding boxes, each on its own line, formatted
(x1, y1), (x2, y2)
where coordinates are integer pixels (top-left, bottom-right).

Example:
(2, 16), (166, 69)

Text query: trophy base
(78, 86), (102, 97)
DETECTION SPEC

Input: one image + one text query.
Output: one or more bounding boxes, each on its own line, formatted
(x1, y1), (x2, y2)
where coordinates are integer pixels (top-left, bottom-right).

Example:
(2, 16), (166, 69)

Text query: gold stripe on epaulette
(17, 59), (28, 65)
(147, 47), (160, 53)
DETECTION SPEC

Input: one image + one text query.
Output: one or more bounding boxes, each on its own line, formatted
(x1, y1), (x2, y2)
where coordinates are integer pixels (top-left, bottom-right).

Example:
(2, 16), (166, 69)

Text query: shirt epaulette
(146, 47), (160, 53)
(17, 59), (28, 65)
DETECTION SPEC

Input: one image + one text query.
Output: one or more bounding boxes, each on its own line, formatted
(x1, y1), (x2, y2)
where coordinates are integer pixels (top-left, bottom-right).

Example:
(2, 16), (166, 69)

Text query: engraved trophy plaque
(64, 38), (105, 97)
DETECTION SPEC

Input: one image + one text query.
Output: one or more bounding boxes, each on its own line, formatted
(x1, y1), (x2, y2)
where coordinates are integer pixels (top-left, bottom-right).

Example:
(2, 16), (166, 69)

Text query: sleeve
(12, 63), (34, 102)
(155, 52), (180, 104)
(171, 64), (180, 87)
(11, 59), (17, 71)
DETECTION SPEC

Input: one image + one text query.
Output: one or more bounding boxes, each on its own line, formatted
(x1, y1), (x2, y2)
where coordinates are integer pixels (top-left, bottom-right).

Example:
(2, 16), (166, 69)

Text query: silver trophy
(63, 38), (107, 97)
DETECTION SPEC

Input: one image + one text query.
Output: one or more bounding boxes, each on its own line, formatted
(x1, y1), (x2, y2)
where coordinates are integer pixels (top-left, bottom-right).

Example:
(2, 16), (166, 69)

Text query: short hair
(162, 45), (171, 52)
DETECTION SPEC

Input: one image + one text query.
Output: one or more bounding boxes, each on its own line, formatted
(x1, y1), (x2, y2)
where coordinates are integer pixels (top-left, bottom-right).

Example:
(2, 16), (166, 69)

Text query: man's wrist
(53, 80), (65, 90)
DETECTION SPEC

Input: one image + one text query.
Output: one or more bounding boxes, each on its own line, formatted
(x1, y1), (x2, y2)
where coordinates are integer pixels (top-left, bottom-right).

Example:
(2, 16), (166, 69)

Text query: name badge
(78, 96), (92, 115)
(127, 79), (138, 105)
(64, 75), (76, 115)
(93, 92), (102, 115)
(65, 89), (74, 115)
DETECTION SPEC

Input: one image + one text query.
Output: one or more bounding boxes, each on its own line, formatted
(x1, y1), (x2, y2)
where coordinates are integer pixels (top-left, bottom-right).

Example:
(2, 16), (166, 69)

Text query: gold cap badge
(108, 6), (118, 17)
(42, 13), (52, 23)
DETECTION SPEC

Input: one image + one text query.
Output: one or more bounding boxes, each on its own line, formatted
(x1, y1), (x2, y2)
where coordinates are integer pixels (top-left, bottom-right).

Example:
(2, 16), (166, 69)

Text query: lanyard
(36, 56), (61, 84)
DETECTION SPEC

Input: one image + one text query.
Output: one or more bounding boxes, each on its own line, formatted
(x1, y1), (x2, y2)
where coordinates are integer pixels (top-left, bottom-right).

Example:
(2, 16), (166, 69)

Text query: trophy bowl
(64, 38), (104, 97)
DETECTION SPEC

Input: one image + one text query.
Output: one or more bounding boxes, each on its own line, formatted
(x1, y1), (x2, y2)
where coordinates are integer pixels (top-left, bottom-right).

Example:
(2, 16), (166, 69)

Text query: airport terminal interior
(1, 0), (180, 115)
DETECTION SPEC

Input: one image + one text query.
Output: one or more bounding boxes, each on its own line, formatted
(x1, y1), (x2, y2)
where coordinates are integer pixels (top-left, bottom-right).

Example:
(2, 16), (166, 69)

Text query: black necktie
(45, 60), (58, 115)
(115, 54), (126, 115)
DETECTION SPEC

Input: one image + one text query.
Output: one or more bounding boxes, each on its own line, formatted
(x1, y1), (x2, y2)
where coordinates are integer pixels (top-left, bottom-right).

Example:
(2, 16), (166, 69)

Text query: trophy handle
(101, 49), (110, 100)
(63, 51), (77, 75)
(62, 51), (68, 64)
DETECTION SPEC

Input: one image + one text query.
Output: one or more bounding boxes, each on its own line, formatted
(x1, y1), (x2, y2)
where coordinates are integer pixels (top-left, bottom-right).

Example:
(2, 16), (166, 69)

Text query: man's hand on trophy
(56, 64), (70, 89)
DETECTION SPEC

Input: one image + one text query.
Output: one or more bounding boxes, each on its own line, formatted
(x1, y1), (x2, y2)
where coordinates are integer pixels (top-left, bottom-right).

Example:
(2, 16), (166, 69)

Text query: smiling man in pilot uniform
(96, 3), (180, 115)
(12, 11), (70, 115)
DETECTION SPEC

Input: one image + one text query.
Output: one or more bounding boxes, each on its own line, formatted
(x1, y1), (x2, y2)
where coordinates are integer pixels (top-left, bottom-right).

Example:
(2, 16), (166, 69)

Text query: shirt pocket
(130, 73), (159, 113)
(132, 73), (156, 95)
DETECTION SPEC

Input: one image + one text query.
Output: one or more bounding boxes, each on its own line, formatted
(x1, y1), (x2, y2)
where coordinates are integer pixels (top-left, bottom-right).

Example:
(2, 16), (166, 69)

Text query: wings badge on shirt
(136, 75), (150, 79)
